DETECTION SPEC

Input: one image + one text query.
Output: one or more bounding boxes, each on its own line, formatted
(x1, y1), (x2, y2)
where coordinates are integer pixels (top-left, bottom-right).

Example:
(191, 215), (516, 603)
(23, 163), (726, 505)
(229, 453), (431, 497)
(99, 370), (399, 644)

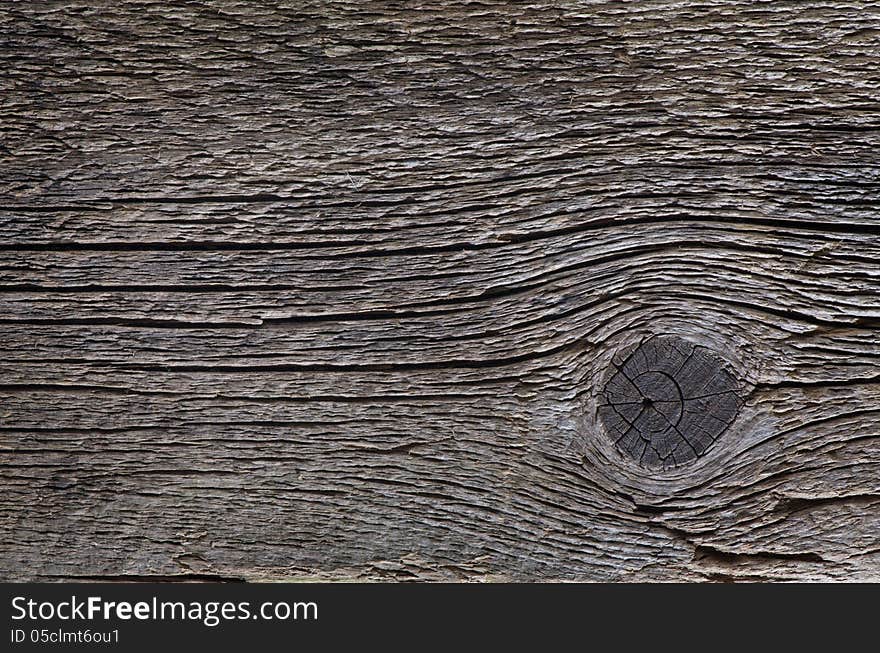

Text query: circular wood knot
(598, 335), (741, 470)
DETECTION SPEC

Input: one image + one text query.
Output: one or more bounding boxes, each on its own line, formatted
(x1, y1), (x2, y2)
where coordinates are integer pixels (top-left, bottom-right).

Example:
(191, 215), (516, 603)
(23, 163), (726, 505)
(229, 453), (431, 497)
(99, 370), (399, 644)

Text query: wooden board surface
(1, 0), (879, 582)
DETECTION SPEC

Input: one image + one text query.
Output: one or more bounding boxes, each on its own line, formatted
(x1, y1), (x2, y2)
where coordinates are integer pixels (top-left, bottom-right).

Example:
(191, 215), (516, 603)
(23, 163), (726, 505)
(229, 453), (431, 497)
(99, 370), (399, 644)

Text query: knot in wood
(598, 335), (741, 470)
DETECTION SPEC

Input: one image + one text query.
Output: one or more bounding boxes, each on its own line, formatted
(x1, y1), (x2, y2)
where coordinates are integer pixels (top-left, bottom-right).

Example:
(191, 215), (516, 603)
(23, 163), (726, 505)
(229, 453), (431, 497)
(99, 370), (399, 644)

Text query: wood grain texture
(1, 0), (879, 582)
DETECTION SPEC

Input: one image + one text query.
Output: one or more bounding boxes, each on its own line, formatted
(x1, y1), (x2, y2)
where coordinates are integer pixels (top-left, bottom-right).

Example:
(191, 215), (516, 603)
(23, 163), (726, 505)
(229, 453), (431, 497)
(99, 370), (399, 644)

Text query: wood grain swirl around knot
(598, 335), (742, 470)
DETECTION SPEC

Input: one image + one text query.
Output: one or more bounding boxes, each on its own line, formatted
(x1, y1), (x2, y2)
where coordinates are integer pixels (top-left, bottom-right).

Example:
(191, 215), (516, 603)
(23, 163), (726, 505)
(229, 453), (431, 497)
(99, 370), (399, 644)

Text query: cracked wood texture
(598, 335), (743, 470)
(1, 0), (879, 582)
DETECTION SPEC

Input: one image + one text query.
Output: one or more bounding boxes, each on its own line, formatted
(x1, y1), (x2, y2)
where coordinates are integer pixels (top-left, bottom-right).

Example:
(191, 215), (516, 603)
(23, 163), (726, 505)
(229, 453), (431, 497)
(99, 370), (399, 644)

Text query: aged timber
(1, 1), (879, 582)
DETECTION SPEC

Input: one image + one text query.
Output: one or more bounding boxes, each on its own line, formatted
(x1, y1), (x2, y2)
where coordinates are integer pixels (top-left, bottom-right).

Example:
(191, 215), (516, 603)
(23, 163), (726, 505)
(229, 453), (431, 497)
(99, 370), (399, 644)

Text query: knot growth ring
(598, 335), (741, 470)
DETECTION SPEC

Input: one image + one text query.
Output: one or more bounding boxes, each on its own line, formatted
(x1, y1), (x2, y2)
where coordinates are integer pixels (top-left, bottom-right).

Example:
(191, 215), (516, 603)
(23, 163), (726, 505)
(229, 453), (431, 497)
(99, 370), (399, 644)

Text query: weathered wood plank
(1, 0), (879, 581)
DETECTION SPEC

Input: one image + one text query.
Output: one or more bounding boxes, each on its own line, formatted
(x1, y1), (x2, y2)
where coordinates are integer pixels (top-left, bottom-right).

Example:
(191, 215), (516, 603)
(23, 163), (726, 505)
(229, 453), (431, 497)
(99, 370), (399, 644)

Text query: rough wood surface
(1, 0), (879, 582)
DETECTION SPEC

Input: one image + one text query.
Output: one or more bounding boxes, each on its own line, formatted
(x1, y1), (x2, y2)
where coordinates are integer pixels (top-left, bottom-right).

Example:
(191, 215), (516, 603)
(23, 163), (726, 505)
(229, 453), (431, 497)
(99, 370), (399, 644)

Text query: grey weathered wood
(1, 0), (879, 582)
